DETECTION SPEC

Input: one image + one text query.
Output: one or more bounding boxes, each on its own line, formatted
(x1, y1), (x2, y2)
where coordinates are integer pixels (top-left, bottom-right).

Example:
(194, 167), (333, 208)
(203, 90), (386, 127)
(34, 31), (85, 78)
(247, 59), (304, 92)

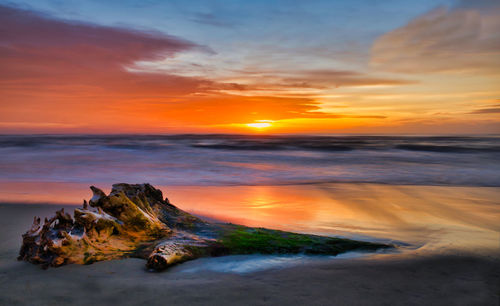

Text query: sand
(1, 203), (499, 305)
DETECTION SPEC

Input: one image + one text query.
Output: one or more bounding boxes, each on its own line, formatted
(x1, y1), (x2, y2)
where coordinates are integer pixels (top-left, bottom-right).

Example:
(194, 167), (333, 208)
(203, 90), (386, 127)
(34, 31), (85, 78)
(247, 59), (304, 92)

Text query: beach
(1, 198), (499, 306)
(1, 135), (499, 305)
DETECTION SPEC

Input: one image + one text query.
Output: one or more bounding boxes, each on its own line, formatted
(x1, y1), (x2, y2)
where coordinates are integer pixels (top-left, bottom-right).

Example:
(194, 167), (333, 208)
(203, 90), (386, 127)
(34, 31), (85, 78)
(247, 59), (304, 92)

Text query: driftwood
(19, 183), (391, 271)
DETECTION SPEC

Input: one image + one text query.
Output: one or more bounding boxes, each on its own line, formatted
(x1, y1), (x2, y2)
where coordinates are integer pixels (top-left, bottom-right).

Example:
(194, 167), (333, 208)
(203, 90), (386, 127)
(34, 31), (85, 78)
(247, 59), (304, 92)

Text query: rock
(19, 183), (393, 271)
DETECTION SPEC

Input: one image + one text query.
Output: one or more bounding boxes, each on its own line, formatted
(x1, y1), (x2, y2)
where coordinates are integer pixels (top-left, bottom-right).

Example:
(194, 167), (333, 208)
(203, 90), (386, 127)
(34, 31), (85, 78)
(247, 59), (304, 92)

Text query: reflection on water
(1, 182), (498, 254)
(166, 184), (500, 254)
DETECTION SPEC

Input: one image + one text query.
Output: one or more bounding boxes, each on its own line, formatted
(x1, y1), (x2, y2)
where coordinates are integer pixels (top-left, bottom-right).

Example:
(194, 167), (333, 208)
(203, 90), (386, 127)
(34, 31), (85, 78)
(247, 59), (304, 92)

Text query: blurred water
(0, 134), (499, 187)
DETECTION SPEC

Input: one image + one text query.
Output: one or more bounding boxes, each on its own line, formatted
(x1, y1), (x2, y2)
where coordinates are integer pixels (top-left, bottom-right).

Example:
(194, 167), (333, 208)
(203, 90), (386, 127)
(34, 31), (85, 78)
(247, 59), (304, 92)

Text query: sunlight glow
(246, 120), (273, 129)
(247, 122), (272, 128)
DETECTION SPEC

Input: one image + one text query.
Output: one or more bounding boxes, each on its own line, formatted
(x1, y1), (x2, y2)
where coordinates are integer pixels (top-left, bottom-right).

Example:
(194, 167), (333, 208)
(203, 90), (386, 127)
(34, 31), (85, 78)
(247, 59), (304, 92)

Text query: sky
(0, 0), (499, 134)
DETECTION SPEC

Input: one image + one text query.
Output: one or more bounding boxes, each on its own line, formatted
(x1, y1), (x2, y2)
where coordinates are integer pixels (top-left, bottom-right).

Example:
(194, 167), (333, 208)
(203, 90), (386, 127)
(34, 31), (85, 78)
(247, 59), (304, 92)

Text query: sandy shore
(1, 204), (499, 305)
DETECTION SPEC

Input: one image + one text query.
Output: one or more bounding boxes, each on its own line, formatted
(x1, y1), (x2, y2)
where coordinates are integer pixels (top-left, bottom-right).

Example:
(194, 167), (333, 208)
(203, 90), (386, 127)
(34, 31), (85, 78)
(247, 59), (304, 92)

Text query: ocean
(1, 134), (499, 187)
(1, 134), (499, 254)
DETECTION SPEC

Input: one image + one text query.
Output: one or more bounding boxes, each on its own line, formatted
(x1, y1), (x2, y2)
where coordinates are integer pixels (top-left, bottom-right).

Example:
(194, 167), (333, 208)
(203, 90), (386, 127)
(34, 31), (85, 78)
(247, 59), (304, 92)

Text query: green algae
(219, 225), (390, 256)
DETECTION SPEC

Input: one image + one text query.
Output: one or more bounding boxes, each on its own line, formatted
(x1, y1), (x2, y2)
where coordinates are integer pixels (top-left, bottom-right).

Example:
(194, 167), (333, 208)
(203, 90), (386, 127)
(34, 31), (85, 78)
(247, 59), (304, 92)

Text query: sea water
(1, 134), (499, 261)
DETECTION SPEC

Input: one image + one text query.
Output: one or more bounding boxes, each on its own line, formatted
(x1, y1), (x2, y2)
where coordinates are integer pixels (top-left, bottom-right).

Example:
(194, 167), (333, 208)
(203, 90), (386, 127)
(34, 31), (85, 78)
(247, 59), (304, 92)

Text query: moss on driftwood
(219, 225), (387, 255)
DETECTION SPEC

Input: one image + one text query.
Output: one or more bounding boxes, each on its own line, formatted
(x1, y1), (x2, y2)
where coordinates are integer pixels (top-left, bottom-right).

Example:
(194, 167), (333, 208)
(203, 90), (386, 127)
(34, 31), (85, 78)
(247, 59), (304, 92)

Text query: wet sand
(1, 253), (499, 305)
(1, 203), (499, 305)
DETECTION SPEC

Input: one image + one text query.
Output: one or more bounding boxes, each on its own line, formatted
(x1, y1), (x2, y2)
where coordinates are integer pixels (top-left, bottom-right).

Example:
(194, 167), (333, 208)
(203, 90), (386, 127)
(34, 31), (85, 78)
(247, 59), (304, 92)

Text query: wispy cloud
(133, 50), (414, 96)
(190, 12), (236, 27)
(371, 5), (500, 74)
(467, 104), (500, 114)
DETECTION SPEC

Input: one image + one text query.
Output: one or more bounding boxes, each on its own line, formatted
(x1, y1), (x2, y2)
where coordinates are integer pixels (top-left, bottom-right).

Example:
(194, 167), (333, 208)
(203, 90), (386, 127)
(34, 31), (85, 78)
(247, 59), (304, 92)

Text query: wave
(2, 135), (498, 152)
(0, 135), (499, 187)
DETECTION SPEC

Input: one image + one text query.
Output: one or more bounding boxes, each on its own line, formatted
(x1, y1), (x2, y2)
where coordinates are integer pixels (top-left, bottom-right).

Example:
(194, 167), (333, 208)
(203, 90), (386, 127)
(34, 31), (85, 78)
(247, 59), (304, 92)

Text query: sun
(246, 120), (273, 129)
(247, 122), (272, 128)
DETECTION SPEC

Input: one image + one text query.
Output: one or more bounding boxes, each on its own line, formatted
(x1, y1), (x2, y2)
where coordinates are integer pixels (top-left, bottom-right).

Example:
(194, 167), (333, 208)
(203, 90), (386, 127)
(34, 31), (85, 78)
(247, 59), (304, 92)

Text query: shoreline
(1, 202), (499, 305)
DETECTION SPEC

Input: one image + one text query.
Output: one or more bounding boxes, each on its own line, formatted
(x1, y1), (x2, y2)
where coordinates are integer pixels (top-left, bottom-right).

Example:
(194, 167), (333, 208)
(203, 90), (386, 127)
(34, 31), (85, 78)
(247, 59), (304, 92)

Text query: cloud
(135, 50), (414, 93)
(467, 104), (500, 114)
(279, 69), (414, 89)
(371, 5), (500, 74)
(454, 0), (499, 10)
(0, 5), (199, 62)
(0, 121), (79, 128)
(470, 108), (500, 114)
(0, 4), (214, 97)
(190, 12), (236, 27)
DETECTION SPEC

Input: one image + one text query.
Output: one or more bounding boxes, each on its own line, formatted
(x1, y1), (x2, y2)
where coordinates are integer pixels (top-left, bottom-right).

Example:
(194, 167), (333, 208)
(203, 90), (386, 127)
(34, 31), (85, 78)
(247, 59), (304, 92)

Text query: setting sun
(246, 122), (272, 129)
(246, 120), (273, 129)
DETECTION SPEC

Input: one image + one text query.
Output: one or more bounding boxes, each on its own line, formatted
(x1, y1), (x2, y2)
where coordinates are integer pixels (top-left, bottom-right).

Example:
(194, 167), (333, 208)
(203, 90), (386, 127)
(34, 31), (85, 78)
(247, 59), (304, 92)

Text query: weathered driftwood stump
(19, 183), (391, 271)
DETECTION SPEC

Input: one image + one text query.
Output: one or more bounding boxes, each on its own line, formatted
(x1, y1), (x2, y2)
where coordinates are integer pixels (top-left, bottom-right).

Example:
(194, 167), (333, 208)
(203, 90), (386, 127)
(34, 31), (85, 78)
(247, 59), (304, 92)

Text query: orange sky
(0, 3), (499, 134)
